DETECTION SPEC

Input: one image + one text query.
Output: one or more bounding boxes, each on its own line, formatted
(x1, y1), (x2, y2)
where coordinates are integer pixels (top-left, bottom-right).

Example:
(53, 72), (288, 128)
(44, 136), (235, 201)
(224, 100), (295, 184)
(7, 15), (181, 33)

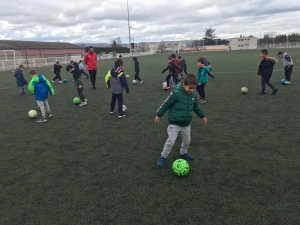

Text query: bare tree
(111, 37), (122, 48)
(158, 41), (166, 54)
(115, 37), (122, 47)
(111, 39), (118, 48)
(191, 40), (203, 50)
(137, 42), (150, 52)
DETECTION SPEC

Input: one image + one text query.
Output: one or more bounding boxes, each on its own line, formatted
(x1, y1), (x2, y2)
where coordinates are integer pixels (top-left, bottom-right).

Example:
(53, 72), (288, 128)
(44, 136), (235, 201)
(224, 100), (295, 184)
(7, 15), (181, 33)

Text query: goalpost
(0, 50), (17, 71)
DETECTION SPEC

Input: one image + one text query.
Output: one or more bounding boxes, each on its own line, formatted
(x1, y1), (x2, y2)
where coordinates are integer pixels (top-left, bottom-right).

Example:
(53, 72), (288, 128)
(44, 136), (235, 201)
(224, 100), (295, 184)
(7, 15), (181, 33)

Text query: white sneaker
(79, 102), (87, 106)
(59, 81), (62, 83)
(51, 80), (54, 83)
(140, 80), (143, 84)
(284, 81), (291, 85)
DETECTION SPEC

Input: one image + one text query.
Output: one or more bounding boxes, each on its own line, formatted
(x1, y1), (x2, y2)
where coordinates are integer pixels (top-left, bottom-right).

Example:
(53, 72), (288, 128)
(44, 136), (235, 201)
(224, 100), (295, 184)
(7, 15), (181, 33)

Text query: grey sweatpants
(161, 124), (191, 157)
(37, 100), (50, 119)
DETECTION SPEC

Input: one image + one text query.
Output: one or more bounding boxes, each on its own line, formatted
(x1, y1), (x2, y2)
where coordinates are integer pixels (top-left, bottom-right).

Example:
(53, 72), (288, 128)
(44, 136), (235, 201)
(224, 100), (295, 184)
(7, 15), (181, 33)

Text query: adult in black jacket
(52, 61), (63, 83)
(133, 57), (143, 84)
(257, 49), (278, 94)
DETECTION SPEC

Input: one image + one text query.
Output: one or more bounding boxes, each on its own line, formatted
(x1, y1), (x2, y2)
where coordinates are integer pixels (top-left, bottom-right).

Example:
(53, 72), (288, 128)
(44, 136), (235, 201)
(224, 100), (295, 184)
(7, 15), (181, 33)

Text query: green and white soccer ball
(73, 97), (81, 105)
(122, 105), (127, 112)
(126, 75), (129, 79)
(241, 87), (248, 94)
(172, 159), (190, 176)
(132, 80), (137, 84)
(163, 82), (167, 88)
(28, 110), (38, 118)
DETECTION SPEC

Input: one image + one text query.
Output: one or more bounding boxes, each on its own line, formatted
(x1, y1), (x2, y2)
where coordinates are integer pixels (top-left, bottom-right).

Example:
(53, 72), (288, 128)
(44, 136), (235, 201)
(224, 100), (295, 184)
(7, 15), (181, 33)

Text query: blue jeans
(261, 77), (275, 92)
(110, 93), (123, 114)
(19, 86), (25, 94)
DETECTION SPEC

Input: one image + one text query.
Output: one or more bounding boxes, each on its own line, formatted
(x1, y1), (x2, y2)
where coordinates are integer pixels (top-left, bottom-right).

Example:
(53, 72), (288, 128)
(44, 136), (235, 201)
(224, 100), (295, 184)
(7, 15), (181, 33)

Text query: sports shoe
(258, 91), (266, 94)
(19, 93), (27, 96)
(93, 86), (96, 90)
(118, 113), (126, 118)
(164, 86), (170, 90)
(157, 157), (166, 166)
(199, 99), (206, 103)
(79, 102), (87, 106)
(47, 113), (53, 118)
(272, 88), (278, 95)
(284, 81), (291, 85)
(59, 81), (62, 83)
(180, 153), (194, 160)
(51, 80), (55, 83)
(85, 98), (88, 102)
(110, 110), (114, 115)
(140, 80), (143, 84)
(37, 118), (47, 123)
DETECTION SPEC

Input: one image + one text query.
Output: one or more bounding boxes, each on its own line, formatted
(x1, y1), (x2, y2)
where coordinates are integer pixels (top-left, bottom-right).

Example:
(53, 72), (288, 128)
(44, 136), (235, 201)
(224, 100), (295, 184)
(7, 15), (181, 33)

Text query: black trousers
(285, 65), (293, 81)
(53, 73), (61, 81)
(135, 73), (142, 81)
(88, 70), (97, 87)
(110, 93), (123, 114)
(196, 84), (206, 99)
(261, 76), (275, 92)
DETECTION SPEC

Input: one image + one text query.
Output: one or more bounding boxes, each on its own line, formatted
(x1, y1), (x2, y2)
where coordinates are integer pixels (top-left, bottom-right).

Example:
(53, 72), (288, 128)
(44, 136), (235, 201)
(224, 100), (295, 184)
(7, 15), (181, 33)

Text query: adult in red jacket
(84, 46), (98, 89)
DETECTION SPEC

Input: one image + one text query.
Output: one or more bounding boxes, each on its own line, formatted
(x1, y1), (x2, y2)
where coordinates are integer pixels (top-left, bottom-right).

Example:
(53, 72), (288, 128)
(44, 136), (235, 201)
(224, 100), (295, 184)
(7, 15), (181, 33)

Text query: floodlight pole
(127, 0), (132, 55)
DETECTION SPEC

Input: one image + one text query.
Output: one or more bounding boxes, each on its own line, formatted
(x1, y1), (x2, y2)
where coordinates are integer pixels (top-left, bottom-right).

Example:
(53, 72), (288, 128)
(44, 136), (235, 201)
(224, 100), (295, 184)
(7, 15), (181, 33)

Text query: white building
(230, 36), (258, 50)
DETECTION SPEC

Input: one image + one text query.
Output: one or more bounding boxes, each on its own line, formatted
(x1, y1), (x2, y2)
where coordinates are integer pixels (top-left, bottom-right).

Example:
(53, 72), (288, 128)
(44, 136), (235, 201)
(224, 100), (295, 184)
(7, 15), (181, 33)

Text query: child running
(178, 56), (188, 75)
(14, 64), (28, 95)
(52, 61), (63, 83)
(133, 57), (143, 84)
(162, 56), (181, 89)
(171, 54), (182, 83)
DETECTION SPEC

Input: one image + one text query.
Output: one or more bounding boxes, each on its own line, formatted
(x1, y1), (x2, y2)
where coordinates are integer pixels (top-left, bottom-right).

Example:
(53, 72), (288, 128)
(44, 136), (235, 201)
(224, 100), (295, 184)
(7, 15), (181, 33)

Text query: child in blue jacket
(14, 64), (28, 95)
(196, 57), (210, 103)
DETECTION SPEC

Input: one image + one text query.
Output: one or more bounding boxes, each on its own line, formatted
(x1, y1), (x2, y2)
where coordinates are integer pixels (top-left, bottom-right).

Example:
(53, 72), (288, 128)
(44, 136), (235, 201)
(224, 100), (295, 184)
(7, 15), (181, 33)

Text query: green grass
(1, 49), (300, 225)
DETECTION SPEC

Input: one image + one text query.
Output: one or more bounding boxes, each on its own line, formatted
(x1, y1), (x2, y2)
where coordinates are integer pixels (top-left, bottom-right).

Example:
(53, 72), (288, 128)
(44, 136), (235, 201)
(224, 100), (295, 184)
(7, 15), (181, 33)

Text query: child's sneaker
(284, 81), (291, 85)
(79, 102), (87, 106)
(164, 86), (170, 90)
(37, 118), (47, 123)
(180, 153), (194, 160)
(59, 81), (63, 83)
(51, 80), (55, 83)
(47, 113), (53, 118)
(85, 98), (88, 102)
(140, 80), (143, 85)
(258, 91), (266, 94)
(272, 88), (278, 95)
(199, 99), (206, 103)
(157, 157), (166, 166)
(110, 110), (114, 115)
(118, 113), (126, 118)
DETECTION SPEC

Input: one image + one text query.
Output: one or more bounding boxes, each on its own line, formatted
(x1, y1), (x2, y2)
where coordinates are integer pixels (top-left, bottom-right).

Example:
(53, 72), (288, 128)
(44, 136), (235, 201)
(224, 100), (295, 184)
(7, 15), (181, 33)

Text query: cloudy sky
(0, 0), (300, 43)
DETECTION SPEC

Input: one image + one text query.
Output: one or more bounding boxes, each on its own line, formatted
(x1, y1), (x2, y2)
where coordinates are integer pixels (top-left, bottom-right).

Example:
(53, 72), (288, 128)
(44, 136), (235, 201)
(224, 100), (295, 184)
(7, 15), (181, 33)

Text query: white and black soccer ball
(132, 80), (137, 84)
(241, 87), (248, 94)
(163, 82), (167, 88)
(126, 75), (129, 79)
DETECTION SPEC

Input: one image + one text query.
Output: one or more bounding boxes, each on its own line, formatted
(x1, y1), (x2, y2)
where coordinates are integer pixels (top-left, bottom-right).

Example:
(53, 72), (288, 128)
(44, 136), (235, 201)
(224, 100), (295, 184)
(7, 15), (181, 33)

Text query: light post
(127, 0), (132, 55)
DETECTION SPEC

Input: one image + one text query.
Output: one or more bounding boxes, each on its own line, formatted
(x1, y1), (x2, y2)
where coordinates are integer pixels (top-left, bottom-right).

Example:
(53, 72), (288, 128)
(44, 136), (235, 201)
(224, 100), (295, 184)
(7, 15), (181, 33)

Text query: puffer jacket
(257, 57), (278, 79)
(105, 67), (129, 94)
(28, 74), (55, 101)
(157, 82), (205, 127)
(197, 66), (210, 84)
(14, 69), (28, 87)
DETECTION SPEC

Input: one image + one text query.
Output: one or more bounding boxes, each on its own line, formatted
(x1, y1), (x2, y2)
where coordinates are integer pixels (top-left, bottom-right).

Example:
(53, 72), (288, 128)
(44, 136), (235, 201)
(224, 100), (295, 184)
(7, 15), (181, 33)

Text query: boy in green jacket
(155, 74), (207, 166)
(196, 57), (210, 103)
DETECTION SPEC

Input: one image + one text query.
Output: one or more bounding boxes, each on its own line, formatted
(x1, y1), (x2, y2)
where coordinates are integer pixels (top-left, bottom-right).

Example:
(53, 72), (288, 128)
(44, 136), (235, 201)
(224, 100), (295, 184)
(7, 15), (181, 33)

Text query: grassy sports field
(1, 49), (300, 224)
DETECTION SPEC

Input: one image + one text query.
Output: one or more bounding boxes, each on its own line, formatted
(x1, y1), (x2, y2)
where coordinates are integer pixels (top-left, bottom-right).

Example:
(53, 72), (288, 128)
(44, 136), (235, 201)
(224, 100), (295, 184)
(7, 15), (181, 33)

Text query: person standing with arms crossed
(84, 46), (98, 89)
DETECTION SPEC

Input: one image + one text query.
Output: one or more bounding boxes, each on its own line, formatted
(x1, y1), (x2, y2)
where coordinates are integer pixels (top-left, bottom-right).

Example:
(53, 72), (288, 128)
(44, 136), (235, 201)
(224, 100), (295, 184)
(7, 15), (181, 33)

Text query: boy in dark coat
(257, 49), (278, 94)
(178, 56), (188, 75)
(162, 56), (181, 89)
(133, 57), (143, 84)
(52, 61), (63, 83)
(14, 64), (28, 95)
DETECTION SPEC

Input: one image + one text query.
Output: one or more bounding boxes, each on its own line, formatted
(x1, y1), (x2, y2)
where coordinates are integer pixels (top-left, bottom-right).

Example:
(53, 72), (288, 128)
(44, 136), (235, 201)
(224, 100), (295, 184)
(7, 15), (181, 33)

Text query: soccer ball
(132, 80), (137, 84)
(126, 75), (129, 79)
(281, 79), (286, 85)
(241, 87), (248, 94)
(73, 97), (81, 105)
(163, 82), (167, 88)
(63, 78), (67, 83)
(28, 110), (37, 118)
(172, 159), (190, 176)
(122, 105), (127, 112)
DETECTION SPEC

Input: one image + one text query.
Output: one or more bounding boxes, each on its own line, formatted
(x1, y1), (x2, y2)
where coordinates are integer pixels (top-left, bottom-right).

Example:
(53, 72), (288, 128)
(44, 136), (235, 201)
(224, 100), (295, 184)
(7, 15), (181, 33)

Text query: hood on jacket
(266, 57), (278, 64)
(110, 66), (123, 77)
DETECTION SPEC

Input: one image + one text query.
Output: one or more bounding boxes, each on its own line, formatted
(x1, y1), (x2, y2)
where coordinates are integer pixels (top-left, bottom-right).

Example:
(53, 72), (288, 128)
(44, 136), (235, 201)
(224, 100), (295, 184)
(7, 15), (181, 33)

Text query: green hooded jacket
(197, 66), (210, 84)
(157, 83), (205, 127)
